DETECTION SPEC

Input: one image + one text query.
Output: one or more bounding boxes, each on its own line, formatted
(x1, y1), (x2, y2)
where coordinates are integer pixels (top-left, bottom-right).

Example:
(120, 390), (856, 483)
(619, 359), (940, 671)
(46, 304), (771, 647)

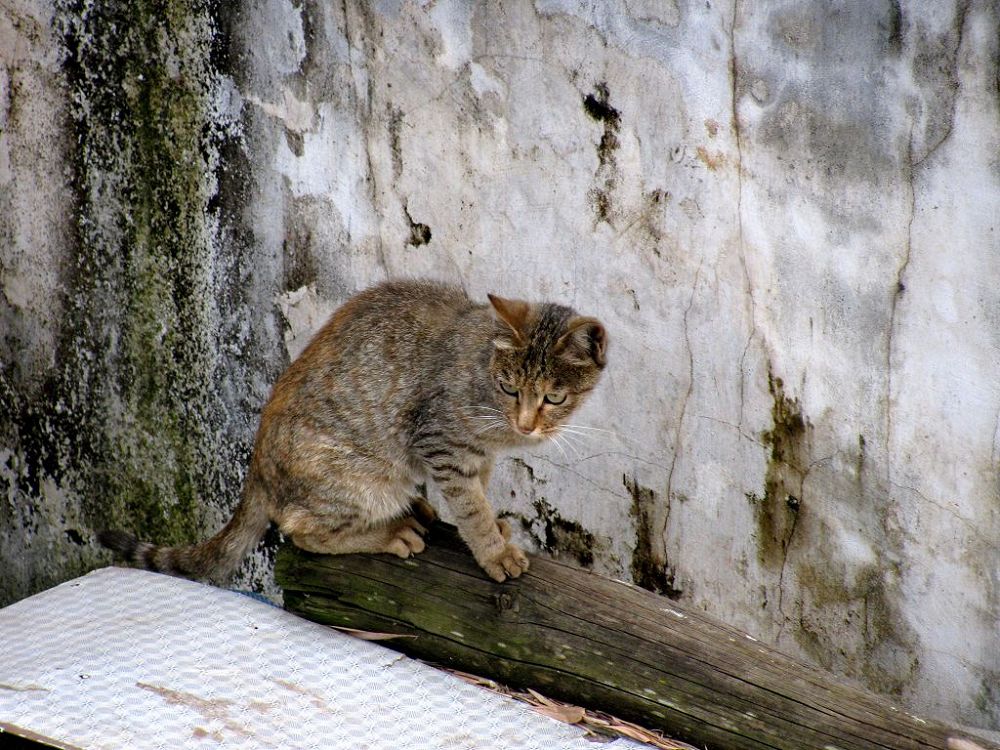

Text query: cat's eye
(498, 380), (519, 397)
(544, 392), (567, 405)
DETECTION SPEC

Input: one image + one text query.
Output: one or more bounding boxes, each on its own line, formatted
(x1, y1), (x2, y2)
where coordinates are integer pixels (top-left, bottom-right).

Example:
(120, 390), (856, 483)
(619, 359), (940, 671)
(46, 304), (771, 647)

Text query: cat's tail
(98, 477), (271, 583)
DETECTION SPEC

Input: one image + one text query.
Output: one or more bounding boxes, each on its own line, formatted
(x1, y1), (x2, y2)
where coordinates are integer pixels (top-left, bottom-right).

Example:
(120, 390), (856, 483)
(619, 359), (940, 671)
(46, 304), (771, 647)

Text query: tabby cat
(99, 280), (608, 582)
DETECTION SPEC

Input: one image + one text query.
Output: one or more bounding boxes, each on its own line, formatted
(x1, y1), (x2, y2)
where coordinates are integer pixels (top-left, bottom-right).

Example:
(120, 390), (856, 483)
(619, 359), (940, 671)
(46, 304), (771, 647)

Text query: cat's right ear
(488, 293), (529, 347)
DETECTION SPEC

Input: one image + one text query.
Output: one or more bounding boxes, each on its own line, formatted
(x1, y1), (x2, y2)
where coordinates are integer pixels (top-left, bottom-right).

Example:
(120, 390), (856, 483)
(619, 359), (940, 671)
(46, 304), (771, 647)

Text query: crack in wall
(774, 487), (801, 635)
(889, 479), (997, 548)
(775, 455), (838, 636)
(728, 0), (759, 437)
(887, 0), (973, 494)
(692, 414), (765, 447)
(530, 456), (628, 502)
(886, 130), (917, 489)
(661, 261), (702, 557)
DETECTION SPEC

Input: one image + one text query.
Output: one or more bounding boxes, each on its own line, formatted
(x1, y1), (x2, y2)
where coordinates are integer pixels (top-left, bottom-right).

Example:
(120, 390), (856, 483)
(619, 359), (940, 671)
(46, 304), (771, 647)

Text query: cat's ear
(488, 293), (530, 347)
(555, 317), (607, 367)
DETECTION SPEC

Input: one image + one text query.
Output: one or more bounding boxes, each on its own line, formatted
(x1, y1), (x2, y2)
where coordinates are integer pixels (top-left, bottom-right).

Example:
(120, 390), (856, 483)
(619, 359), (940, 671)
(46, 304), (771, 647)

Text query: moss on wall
(0, 1), (248, 605)
(59, 0), (231, 535)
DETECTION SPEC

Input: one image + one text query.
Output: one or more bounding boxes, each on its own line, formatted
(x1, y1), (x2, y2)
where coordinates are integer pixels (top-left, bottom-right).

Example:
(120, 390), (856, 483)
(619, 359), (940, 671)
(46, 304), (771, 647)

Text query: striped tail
(98, 480), (271, 583)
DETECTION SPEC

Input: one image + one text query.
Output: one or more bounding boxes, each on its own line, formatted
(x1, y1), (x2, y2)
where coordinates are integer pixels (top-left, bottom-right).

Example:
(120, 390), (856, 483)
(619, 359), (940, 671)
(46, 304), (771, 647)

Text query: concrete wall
(2, 0), (999, 730)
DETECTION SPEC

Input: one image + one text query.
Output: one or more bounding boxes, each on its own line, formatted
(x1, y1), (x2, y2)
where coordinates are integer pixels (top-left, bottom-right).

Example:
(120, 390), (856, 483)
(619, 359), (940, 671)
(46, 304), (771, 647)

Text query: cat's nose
(515, 421), (534, 435)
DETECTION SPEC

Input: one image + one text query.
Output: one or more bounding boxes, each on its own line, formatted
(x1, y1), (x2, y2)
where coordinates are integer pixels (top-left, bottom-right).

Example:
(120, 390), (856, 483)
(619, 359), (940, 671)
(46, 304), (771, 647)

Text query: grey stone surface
(2, 0), (998, 730)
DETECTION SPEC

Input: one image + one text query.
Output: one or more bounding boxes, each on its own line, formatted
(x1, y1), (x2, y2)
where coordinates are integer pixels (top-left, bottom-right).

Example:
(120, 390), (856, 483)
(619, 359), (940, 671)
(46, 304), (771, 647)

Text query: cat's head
(487, 293), (607, 439)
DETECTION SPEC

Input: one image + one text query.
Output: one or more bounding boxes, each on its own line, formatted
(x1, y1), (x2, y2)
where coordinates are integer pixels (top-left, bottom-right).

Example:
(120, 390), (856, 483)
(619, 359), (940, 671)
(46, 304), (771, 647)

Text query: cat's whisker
(474, 419), (508, 435)
(559, 434), (584, 461)
(458, 405), (505, 414)
(478, 426), (507, 437)
(556, 427), (595, 444)
(560, 426), (621, 445)
(556, 431), (586, 460)
(549, 433), (569, 460)
(560, 423), (621, 436)
(544, 429), (581, 461)
(556, 430), (588, 451)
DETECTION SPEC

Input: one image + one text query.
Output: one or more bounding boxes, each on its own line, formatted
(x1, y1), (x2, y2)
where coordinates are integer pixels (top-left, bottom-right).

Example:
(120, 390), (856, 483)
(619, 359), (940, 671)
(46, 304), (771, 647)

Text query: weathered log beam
(275, 523), (993, 750)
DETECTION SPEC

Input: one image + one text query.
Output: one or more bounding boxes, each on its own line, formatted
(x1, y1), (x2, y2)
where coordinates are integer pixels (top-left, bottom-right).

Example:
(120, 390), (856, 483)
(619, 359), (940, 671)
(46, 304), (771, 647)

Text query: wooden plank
(275, 523), (994, 750)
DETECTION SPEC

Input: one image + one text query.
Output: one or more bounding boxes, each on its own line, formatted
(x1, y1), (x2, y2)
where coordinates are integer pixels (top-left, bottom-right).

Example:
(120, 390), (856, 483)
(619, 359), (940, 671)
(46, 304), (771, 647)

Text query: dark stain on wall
(388, 105), (405, 181)
(624, 474), (682, 599)
(504, 458), (598, 569)
(518, 497), (596, 569)
(582, 82), (620, 225)
(752, 372), (810, 570)
(583, 82), (621, 163)
(793, 555), (919, 698)
(283, 210), (320, 292)
(750, 372), (920, 699)
(404, 202), (432, 246)
(883, 0), (903, 55)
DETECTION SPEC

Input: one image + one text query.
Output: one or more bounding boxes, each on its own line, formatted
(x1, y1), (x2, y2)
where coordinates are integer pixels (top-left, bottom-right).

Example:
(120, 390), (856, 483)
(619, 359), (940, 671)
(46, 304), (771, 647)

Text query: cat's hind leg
(409, 496), (438, 527)
(285, 513), (427, 559)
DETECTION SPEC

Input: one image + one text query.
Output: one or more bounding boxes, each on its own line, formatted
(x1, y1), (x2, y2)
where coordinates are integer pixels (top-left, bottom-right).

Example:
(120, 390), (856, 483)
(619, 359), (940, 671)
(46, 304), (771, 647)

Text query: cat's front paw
(480, 542), (529, 582)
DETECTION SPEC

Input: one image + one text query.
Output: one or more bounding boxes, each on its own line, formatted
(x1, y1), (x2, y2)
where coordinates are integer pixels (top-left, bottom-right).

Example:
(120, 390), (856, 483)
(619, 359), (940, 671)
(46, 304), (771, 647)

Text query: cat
(99, 279), (608, 583)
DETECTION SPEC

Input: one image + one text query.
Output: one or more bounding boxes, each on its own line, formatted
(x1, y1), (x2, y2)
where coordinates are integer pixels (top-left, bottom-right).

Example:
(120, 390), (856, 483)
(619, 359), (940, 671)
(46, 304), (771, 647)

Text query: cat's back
(287, 280), (477, 380)
(352, 279), (473, 323)
(335, 279), (473, 341)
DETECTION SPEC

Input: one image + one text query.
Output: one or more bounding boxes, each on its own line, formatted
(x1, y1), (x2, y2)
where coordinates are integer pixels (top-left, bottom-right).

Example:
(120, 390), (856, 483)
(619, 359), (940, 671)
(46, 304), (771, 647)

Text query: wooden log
(275, 523), (994, 750)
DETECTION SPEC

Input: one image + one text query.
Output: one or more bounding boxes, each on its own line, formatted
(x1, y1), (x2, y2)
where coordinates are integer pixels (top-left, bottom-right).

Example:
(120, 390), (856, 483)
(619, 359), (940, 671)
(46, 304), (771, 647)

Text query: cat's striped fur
(99, 279), (608, 582)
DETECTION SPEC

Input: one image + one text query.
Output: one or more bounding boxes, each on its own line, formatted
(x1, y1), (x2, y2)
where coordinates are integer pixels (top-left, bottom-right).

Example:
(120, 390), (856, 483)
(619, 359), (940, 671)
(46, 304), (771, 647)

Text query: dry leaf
(450, 670), (502, 691)
(441, 666), (696, 750)
(526, 688), (556, 706)
(533, 703), (587, 724)
(332, 626), (415, 641)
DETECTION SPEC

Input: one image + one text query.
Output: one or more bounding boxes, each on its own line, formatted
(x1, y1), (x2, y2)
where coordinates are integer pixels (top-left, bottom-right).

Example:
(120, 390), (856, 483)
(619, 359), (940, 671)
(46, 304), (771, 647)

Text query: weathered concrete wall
(1, 0), (286, 601)
(2, 0), (999, 730)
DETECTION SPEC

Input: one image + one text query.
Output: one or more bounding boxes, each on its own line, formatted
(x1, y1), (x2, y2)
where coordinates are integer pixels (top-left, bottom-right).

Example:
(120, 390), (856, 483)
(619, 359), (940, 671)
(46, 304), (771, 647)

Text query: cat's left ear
(555, 317), (608, 367)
